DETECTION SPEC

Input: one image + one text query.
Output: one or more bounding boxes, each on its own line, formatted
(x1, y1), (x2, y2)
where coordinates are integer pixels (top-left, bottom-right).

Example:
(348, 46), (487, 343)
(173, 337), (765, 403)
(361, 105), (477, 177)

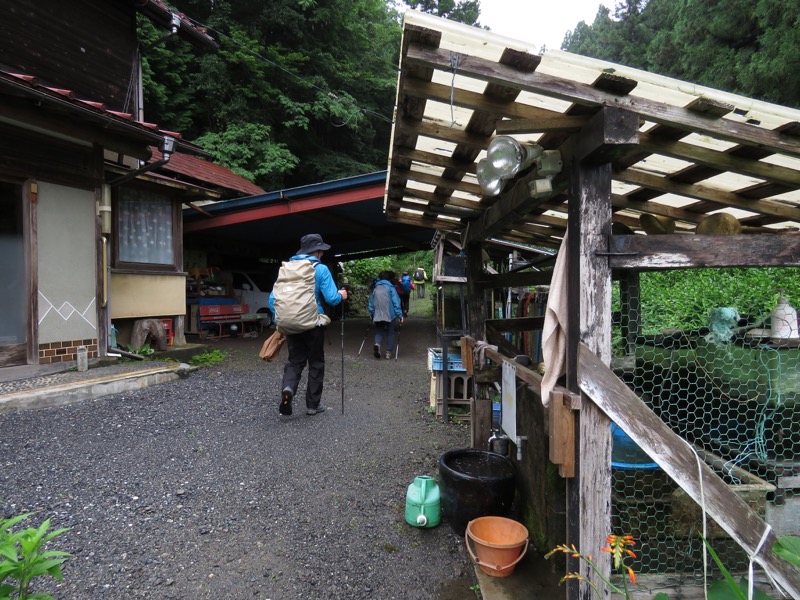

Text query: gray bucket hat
(297, 233), (331, 254)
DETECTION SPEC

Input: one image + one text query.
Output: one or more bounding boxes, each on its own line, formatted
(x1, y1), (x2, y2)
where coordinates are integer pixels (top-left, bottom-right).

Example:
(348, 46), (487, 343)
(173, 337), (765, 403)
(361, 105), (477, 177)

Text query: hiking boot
(279, 388), (293, 416)
(373, 344), (381, 359)
(385, 351), (392, 360)
(306, 405), (326, 415)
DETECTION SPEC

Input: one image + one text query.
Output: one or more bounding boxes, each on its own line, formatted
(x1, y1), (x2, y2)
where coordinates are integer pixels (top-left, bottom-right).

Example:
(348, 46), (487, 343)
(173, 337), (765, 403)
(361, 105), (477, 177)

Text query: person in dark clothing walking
(398, 271), (412, 317)
(369, 271), (403, 359)
(268, 234), (347, 416)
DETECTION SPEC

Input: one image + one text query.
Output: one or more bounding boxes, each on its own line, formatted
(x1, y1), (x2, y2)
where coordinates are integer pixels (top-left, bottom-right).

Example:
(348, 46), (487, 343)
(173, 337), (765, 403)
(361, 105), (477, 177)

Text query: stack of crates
(160, 318), (175, 346)
(428, 348), (473, 422)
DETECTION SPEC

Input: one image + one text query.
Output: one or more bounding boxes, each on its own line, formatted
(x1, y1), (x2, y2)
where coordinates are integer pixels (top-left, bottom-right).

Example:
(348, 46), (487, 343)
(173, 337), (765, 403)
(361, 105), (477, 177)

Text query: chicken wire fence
(610, 269), (799, 589)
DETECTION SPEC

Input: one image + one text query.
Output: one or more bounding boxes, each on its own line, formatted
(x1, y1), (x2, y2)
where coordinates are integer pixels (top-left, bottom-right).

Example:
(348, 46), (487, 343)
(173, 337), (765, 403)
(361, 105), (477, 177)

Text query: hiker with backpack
(398, 271), (413, 317)
(368, 270), (403, 360)
(412, 266), (427, 298)
(268, 234), (347, 417)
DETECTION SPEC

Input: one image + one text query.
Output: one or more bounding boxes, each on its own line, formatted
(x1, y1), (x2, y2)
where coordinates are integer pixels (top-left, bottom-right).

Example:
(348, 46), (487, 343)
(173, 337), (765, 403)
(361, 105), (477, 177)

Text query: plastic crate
(428, 348), (465, 372)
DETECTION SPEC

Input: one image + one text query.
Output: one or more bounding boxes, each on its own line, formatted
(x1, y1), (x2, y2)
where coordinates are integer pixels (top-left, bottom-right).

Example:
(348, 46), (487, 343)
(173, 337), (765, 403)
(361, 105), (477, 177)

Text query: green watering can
(405, 475), (441, 528)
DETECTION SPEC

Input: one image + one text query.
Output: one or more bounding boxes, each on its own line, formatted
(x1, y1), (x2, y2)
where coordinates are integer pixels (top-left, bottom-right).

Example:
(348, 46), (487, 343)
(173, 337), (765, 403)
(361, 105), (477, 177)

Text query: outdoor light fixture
(487, 136), (542, 178)
(528, 150), (563, 199)
(160, 135), (176, 158)
(476, 136), (544, 197)
(476, 158), (507, 196)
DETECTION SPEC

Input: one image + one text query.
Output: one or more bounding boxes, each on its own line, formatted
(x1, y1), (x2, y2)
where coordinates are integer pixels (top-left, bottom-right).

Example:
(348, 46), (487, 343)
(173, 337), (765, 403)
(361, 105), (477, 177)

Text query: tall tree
(563, 0), (800, 108)
(141, 0), (402, 188)
(403, 0), (481, 25)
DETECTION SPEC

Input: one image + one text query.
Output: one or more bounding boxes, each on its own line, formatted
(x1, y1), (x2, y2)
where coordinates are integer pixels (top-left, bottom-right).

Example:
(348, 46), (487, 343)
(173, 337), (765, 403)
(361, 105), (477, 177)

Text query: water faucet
(516, 436), (527, 461)
(488, 429), (509, 455)
(488, 429), (499, 444)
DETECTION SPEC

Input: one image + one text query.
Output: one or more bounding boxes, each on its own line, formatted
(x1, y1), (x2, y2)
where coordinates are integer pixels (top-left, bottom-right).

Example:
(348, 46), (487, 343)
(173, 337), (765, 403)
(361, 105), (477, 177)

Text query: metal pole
(340, 300), (345, 415)
(395, 320), (401, 361)
(357, 321), (372, 356)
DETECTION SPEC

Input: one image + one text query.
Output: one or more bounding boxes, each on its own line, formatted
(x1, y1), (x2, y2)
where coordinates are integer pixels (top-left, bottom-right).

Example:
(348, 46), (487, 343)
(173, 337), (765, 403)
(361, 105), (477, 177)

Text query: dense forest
(140, 0), (479, 190)
(563, 0), (800, 109)
(143, 0), (798, 190)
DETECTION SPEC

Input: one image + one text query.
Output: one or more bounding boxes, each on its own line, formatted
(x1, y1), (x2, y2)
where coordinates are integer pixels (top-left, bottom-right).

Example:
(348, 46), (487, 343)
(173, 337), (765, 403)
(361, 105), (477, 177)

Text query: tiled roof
(150, 147), (266, 197)
(0, 68), (206, 157)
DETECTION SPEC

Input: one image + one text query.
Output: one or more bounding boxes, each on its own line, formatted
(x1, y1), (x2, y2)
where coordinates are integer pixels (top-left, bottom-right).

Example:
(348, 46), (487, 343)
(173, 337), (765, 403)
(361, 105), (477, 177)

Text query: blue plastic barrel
(611, 423), (659, 470)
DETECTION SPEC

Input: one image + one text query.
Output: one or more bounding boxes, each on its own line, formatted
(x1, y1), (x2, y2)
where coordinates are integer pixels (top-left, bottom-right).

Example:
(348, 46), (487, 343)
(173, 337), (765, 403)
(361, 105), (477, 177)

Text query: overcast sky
(477, 0), (614, 52)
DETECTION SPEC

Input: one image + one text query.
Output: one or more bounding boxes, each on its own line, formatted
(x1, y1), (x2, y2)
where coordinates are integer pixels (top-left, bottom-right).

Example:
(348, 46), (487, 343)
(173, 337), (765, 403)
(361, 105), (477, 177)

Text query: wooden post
(466, 242), (492, 449)
(564, 107), (636, 598)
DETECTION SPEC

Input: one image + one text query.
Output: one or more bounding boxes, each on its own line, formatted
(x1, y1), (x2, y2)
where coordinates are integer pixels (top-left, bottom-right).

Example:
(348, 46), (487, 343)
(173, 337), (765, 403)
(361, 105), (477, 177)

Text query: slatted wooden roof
(385, 11), (800, 250)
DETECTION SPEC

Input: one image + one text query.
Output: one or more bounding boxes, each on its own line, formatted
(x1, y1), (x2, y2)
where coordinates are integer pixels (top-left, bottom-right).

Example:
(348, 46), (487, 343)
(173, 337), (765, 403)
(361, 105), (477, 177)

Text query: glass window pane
(118, 188), (173, 265)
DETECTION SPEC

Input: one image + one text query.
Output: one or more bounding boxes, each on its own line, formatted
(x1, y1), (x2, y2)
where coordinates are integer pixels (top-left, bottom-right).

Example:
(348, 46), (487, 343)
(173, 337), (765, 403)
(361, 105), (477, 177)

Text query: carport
(183, 171), (437, 266)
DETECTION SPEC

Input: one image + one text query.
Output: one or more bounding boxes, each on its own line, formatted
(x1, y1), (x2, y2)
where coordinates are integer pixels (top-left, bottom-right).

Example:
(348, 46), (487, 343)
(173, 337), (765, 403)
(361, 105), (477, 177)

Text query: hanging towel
(540, 231), (569, 407)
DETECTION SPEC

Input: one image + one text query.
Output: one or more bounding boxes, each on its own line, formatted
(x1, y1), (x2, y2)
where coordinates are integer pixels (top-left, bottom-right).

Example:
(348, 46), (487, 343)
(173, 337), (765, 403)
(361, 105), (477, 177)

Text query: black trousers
(281, 326), (326, 408)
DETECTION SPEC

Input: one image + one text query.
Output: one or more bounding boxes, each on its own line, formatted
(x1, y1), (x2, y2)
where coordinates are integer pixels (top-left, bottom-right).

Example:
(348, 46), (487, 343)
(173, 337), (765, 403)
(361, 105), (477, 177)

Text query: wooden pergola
(385, 11), (800, 598)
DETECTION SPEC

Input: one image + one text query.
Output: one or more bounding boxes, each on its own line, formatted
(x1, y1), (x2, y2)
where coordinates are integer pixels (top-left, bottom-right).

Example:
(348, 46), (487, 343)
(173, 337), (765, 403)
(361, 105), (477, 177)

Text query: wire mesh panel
(611, 268), (800, 591)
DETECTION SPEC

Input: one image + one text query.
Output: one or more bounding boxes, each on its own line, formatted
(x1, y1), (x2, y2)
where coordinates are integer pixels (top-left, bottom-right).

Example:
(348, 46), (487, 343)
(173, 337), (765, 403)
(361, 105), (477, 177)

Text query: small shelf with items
(186, 267), (232, 298)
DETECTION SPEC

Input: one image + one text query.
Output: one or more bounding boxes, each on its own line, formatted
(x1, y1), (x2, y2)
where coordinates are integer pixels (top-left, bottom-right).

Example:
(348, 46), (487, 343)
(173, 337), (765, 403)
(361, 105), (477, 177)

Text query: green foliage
(404, 0), (481, 25)
(143, 0), (403, 188)
(125, 343), (155, 356)
(195, 122), (299, 189)
(631, 268), (800, 336)
(343, 250), (434, 287)
(189, 349), (227, 367)
(0, 512), (71, 600)
(563, 0), (800, 108)
(773, 535), (800, 568)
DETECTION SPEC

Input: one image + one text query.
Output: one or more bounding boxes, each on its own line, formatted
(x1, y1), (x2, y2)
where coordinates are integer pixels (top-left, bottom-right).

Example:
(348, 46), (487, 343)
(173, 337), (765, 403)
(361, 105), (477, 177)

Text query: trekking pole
(395, 321), (401, 361)
(340, 298), (345, 415)
(357, 321), (372, 356)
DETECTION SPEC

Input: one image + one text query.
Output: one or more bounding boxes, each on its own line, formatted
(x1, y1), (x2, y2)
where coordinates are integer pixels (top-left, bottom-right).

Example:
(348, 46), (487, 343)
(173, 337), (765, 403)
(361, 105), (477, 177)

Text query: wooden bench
(198, 304), (260, 338)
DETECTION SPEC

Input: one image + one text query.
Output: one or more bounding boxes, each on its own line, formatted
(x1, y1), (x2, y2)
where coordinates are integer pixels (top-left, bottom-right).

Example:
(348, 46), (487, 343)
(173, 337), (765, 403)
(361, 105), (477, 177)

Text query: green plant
(773, 535), (800, 568)
(699, 533), (772, 600)
(0, 512), (71, 600)
(189, 349), (226, 367)
(546, 534), (638, 598)
(546, 533), (779, 600)
(125, 342), (155, 356)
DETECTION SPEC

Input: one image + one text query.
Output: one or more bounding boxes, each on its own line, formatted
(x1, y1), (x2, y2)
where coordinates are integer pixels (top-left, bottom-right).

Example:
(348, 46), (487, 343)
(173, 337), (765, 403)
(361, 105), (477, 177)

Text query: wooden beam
(616, 168), (800, 223)
(549, 390), (576, 478)
(404, 43), (800, 158)
(393, 146), (476, 173)
(638, 132), (800, 188)
(577, 343), (800, 599)
(496, 115), (589, 135)
(569, 107), (640, 164)
(403, 77), (571, 123)
(462, 335), (548, 396)
(485, 316), (545, 332)
(607, 233), (800, 269)
(475, 270), (553, 288)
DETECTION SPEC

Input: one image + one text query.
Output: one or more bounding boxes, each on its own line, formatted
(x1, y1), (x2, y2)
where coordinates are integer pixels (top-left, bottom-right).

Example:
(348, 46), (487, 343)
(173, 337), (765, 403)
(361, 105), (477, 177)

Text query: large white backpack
(272, 260), (331, 334)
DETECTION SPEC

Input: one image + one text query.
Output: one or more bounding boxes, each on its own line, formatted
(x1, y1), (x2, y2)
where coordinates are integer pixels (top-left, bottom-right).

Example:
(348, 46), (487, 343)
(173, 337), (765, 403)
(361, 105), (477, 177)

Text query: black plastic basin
(438, 448), (516, 536)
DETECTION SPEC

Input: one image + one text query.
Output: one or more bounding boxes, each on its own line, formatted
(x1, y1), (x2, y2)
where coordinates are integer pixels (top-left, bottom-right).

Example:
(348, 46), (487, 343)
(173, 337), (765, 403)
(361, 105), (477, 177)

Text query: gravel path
(0, 318), (477, 599)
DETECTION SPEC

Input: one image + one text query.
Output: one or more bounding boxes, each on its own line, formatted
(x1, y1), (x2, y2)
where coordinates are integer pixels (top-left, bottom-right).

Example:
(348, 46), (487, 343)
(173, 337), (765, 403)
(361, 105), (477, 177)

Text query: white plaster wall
(37, 182), (97, 343)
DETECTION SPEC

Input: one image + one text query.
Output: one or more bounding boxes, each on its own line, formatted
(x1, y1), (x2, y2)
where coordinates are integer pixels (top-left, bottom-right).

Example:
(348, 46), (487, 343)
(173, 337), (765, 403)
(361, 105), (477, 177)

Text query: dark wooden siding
(0, 0), (137, 110)
(0, 123), (100, 189)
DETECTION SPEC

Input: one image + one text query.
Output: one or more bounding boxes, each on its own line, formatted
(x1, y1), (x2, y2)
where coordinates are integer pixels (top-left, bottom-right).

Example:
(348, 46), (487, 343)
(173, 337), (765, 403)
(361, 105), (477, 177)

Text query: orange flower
(626, 566), (637, 584)
(603, 534), (638, 569)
